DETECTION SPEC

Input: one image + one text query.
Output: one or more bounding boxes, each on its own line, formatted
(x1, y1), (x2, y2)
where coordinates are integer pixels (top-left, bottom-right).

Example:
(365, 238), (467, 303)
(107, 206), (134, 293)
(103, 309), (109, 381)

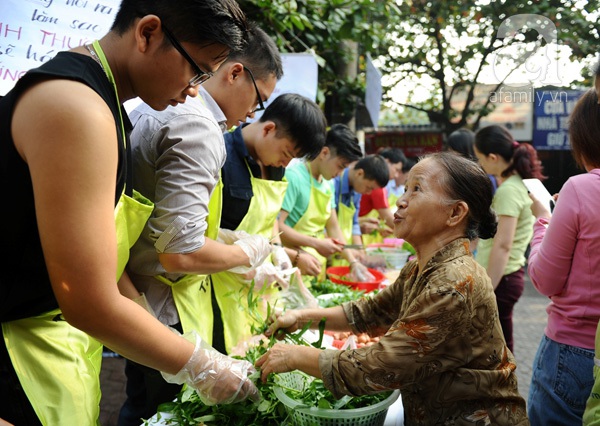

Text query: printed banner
(532, 88), (585, 150)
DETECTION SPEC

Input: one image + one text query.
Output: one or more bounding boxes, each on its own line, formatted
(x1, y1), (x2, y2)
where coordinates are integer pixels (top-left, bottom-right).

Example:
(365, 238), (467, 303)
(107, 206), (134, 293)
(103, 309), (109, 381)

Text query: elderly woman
(256, 152), (529, 425)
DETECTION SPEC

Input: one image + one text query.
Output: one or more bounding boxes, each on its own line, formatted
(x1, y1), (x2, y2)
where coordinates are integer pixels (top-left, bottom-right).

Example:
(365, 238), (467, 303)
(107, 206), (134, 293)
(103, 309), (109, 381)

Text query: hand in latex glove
(218, 229), (271, 274)
(161, 331), (259, 405)
(244, 262), (290, 291)
(349, 261), (375, 283)
(271, 245), (292, 271)
(217, 228), (250, 245)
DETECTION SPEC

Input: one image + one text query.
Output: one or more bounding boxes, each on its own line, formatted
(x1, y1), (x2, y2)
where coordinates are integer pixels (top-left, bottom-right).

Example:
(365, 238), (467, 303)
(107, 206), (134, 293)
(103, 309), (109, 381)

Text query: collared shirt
(126, 91), (227, 325)
(319, 238), (528, 425)
(220, 125), (285, 230)
(332, 168), (362, 236)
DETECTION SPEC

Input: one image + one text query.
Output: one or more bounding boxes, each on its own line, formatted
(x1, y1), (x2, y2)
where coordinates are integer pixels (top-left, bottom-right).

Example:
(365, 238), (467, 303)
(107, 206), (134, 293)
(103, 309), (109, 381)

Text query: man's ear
(135, 15), (162, 53)
(229, 62), (244, 82)
(447, 201), (469, 228)
(262, 121), (276, 137)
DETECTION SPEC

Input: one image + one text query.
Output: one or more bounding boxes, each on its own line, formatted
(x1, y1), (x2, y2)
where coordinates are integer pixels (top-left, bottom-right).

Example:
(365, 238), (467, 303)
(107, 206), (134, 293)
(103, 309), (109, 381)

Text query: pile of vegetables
(309, 279), (367, 308)
(145, 283), (390, 425)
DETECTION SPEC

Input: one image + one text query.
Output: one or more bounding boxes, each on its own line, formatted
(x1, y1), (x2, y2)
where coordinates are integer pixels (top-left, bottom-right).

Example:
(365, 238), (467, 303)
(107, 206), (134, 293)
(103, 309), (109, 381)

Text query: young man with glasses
(118, 23), (283, 425)
(0, 1), (255, 424)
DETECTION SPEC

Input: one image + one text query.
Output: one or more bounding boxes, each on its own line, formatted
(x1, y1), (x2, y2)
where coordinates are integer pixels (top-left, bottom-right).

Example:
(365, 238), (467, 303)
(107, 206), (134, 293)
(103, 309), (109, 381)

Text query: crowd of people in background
(1, 0), (600, 425)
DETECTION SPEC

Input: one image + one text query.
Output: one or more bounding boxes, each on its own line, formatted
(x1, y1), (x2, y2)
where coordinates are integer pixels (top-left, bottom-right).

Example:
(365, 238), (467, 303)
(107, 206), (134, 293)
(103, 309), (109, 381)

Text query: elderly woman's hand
(255, 343), (322, 383)
(255, 343), (297, 382)
(264, 310), (302, 339)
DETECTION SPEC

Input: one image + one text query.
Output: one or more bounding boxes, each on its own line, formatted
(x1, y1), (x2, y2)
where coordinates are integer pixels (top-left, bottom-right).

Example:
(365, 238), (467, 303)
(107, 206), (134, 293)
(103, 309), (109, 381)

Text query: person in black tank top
(0, 1), (257, 424)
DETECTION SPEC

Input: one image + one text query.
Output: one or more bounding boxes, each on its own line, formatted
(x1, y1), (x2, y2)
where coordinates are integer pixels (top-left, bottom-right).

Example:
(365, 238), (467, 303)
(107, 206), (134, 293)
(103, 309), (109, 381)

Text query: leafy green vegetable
(310, 279), (365, 299)
(279, 372), (392, 410)
(145, 281), (389, 425)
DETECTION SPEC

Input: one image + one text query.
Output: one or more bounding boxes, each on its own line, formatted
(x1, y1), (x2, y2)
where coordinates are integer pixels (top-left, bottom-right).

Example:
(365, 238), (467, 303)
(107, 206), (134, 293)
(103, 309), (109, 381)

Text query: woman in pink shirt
(527, 88), (600, 425)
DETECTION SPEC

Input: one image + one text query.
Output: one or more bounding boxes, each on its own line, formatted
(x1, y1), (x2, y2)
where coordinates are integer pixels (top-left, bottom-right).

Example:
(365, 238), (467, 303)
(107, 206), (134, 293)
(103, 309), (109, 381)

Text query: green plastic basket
(273, 372), (400, 426)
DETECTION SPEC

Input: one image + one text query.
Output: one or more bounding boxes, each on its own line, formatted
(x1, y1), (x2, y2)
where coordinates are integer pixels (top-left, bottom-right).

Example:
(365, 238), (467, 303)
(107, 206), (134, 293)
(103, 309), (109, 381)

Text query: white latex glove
(218, 228), (249, 245)
(246, 262), (290, 291)
(229, 234), (271, 274)
(349, 261), (375, 283)
(217, 229), (271, 274)
(161, 331), (260, 405)
(271, 245), (292, 271)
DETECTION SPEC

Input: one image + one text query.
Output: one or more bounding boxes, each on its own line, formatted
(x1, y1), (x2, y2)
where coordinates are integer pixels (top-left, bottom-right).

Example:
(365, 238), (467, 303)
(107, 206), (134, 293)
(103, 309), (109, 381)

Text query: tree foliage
(239, 0), (399, 124)
(241, 0), (599, 132)
(380, 0), (600, 132)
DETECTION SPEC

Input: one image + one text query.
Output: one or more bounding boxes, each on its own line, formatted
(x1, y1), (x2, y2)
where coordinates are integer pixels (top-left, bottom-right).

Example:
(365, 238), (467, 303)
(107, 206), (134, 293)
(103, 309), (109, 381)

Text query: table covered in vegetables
(144, 269), (406, 426)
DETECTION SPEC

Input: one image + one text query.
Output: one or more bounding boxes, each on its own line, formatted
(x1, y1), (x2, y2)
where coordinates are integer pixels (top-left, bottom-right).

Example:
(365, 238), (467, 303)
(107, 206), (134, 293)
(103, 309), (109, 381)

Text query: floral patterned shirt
(319, 238), (529, 425)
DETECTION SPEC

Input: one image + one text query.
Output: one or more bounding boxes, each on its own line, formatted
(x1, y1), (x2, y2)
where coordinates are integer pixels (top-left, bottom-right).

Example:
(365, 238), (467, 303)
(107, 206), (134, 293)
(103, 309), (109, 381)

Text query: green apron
(2, 40), (153, 425)
(211, 162), (288, 353)
(331, 169), (355, 267)
(155, 177), (223, 345)
(293, 162), (333, 282)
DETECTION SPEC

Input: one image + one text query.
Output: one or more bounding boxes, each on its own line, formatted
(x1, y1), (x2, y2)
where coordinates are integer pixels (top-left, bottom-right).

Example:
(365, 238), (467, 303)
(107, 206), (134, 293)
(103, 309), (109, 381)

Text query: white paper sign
(365, 54), (382, 128)
(0, 0), (121, 96)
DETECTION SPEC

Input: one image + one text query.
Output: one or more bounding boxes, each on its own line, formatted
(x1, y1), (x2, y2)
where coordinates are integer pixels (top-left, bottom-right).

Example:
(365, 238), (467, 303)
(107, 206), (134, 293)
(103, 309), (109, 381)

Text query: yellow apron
(211, 162), (288, 352)
(331, 169), (355, 267)
(293, 162), (333, 282)
(361, 190), (398, 246)
(155, 177), (223, 345)
(2, 40), (153, 425)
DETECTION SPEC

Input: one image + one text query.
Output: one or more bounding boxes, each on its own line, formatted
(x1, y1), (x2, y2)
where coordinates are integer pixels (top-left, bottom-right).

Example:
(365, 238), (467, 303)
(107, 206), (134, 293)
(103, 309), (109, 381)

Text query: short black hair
(111, 0), (247, 51)
(446, 128), (476, 161)
(402, 158), (416, 173)
(259, 93), (326, 161)
(354, 155), (389, 187)
(378, 147), (407, 165)
(227, 23), (283, 81)
(326, 124), (363, 163)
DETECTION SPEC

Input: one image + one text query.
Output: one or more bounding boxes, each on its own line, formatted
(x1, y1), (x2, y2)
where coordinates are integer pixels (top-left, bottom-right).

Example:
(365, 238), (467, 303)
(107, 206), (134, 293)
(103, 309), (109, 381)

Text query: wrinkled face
(393, 158), (452, 247)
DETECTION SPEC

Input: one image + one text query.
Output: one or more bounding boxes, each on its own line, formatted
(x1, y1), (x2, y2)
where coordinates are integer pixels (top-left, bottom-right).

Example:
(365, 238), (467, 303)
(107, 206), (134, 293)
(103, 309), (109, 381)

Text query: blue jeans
(528, 335), (595, 425)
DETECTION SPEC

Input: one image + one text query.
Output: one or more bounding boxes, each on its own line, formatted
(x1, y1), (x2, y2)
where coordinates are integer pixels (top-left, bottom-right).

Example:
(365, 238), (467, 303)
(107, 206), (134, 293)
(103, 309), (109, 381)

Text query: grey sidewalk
(98, 271), (549, 425)
(512, 272), (548, 400)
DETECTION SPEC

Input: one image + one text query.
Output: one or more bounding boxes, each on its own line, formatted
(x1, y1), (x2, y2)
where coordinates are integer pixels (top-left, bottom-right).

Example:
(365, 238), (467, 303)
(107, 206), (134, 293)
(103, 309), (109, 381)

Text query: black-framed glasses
(243, 66), (265, 113)
(162, 26), (213, 86)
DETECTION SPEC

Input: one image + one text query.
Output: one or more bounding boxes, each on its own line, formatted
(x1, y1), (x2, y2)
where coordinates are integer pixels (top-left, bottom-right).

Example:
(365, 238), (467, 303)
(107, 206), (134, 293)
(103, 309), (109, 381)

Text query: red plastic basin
(326, 266), (385, 292)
